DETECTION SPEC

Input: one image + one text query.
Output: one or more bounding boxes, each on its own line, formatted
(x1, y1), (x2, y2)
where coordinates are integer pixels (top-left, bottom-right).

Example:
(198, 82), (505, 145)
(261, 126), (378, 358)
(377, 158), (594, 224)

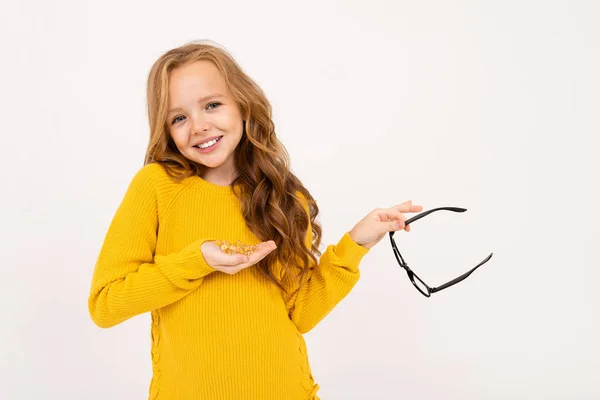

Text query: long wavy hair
(143, 39), (322, 293)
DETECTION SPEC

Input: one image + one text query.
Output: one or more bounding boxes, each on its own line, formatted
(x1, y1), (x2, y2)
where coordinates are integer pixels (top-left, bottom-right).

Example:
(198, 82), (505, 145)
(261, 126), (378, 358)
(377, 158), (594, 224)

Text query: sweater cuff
(333, 231), (371, 273)
(157, 238), (217, 288)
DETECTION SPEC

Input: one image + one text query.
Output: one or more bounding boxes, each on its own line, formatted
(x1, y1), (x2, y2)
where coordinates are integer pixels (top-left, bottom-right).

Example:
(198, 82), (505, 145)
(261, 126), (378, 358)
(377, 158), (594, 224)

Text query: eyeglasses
(389, 207), (493, 297)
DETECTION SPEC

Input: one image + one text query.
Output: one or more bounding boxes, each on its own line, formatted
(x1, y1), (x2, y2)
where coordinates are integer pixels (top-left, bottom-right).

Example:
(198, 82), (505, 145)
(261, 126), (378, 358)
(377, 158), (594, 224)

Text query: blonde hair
(144, 40), (322, 291)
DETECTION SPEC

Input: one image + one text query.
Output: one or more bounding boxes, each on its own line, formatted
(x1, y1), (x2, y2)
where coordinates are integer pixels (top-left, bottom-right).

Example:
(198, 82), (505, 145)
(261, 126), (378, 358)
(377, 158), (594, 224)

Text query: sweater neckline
(193, 174), (241, 195)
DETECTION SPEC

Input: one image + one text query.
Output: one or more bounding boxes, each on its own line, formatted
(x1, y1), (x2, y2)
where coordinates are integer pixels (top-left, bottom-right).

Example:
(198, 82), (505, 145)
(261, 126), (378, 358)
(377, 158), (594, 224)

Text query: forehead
(168, 60), (227, 103)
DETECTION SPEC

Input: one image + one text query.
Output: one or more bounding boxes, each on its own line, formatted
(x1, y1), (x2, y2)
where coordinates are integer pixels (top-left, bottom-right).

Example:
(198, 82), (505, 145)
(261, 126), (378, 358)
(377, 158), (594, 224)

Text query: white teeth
(200, 140), (217, 149)
(196, 137), (221, 149)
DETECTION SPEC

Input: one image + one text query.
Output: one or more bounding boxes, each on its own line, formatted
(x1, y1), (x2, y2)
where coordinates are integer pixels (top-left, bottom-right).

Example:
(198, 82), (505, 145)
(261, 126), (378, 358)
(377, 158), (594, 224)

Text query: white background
(1, 1), (599, 399)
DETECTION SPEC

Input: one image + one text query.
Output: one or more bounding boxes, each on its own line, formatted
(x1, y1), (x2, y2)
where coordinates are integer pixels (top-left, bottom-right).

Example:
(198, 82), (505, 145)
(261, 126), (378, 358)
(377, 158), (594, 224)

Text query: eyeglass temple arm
(389, 206), (469, 268)
(429, 252), (494, 293)
(389, 207), (469, 240)
(404, 207), (467, 226)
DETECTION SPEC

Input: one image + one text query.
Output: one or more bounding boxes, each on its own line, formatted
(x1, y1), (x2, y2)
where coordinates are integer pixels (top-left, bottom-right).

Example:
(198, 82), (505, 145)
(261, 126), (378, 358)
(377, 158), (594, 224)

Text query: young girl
(88, 40), (422, 400)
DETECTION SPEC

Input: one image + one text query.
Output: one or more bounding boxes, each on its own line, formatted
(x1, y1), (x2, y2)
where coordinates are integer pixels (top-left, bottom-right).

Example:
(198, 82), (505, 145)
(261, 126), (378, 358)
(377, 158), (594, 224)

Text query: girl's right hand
(200, 240), (278, 275)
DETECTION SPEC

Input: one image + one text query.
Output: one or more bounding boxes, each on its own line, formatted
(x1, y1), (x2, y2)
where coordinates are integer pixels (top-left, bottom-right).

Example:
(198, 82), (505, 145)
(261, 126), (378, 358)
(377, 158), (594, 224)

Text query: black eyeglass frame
(389, 207), (493, 297)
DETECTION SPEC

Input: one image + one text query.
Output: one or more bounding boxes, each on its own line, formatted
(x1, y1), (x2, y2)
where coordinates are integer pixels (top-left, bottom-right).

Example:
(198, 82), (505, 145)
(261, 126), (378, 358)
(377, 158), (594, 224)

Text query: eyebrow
(167, 94), (225, 115)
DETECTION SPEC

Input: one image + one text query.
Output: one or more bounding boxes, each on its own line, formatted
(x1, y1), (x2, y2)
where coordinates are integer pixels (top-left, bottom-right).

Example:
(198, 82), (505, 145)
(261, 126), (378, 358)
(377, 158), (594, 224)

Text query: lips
(193, 135), (223, 148)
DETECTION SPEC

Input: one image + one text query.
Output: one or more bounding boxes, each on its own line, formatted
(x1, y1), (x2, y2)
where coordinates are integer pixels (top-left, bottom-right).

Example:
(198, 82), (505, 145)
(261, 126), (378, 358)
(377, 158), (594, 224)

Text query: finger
(395, 201), (423, 213)
(217, 252), (250, 267)
(238, 241), (277, 268)
(388, 217), (405, 231)
(220, 265), (246, 275)
(379, 209), (406, 223)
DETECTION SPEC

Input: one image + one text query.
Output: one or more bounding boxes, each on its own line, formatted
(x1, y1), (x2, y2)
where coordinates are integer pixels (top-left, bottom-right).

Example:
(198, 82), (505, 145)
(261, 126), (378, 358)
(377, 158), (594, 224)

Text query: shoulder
(127, 163), (185, 207)
(130, 162), (179, 188)
(134, 162), (167, 181)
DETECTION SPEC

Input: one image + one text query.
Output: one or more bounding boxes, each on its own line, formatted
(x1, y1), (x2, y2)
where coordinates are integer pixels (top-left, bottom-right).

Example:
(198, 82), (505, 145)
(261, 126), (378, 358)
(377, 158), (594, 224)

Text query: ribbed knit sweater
(88, 162), (370, 399)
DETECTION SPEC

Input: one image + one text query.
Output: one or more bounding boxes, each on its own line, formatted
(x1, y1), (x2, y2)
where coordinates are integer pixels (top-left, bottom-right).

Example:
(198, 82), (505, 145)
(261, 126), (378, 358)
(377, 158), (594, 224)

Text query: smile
(193, 136), (223, 153)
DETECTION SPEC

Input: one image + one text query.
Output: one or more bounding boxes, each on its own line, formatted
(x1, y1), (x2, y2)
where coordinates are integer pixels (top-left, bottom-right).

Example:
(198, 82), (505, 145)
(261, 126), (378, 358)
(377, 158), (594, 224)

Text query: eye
(206, 101), (222, 110)
(171, 115), (185, 125)
(170, 102), (222, 125)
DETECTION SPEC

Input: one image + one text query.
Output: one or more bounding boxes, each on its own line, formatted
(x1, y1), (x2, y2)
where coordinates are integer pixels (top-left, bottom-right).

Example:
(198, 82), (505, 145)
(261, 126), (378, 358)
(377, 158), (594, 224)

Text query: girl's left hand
(348, 200), (423, 249)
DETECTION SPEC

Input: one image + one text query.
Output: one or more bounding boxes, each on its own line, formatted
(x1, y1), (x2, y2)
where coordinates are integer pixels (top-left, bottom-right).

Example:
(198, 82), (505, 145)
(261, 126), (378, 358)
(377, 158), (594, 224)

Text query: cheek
(218, 114), (237, 130)
(220, 109), (243, 131)
(230, 118), (244, 136)
(170, 131), (187, 148)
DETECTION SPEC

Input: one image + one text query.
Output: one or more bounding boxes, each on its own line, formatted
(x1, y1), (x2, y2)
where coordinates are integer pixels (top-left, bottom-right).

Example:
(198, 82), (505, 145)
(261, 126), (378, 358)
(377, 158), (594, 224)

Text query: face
(167, 60), (244, 182)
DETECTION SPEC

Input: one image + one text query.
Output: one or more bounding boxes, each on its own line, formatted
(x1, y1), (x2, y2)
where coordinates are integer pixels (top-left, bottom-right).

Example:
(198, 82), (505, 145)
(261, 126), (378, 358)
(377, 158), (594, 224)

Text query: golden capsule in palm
(215, 239), (260, 256)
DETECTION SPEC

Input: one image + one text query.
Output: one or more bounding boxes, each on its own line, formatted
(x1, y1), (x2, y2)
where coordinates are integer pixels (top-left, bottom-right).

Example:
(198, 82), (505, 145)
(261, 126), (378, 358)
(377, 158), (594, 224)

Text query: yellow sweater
(88, 163), (370, 400)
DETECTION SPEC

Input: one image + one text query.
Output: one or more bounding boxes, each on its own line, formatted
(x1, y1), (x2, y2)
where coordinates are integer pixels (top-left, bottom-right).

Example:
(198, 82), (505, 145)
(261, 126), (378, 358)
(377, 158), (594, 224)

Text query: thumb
(389, 218), (405, 231)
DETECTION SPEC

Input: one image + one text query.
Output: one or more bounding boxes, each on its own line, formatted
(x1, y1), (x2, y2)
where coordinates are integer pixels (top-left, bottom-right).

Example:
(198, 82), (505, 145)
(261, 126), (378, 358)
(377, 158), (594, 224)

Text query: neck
(200, 167), (238, 187)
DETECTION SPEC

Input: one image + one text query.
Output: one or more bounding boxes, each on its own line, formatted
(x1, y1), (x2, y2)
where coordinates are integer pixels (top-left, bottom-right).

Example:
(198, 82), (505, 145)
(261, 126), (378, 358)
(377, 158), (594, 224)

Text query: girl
(88, 40), (422, 400)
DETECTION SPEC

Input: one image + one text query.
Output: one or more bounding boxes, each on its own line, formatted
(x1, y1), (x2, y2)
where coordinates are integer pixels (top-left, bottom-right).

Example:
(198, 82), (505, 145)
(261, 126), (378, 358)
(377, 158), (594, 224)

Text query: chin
(183, 143), (234, 170)
(200, 160), (225, 169)
(196, 155), (227, 169)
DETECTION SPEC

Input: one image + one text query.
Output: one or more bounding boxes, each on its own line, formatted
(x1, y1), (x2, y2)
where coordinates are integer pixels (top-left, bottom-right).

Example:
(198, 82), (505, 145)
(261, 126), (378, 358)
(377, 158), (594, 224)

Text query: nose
(191, 113), (213, 134)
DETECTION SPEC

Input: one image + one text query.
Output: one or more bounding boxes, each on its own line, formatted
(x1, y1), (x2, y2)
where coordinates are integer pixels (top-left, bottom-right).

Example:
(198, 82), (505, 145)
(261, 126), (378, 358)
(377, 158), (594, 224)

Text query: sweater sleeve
(88, 166), (218, 329)
(284, 194), (370, 334)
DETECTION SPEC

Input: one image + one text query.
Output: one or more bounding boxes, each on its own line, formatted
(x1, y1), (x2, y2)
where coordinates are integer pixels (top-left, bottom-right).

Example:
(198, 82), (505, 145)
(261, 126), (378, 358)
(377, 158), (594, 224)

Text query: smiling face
(167, 60), (244, 185)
